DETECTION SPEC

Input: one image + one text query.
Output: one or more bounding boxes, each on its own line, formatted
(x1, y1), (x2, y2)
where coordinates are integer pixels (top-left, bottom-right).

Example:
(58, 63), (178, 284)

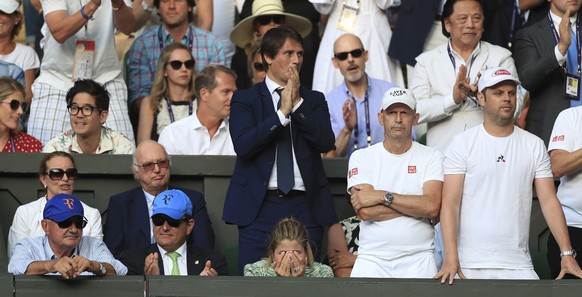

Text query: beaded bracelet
(80, 5), (92, 21)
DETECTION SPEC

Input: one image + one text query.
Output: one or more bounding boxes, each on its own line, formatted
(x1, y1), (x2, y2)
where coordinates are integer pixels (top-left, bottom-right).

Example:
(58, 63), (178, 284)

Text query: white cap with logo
(381, 87), (416, 111)
(0, 0), (20, 14)
(477, 67), (521, 92)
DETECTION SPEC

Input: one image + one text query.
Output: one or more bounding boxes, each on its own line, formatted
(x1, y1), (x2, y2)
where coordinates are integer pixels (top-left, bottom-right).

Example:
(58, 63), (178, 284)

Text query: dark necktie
(275, 88), (294, 194)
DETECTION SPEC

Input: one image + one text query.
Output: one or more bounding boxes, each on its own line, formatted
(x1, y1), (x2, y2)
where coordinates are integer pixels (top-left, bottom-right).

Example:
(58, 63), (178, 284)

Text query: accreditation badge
(73, 40), (95, 81)
(565, 73), (580, 100)
(337, 4), (359, 33)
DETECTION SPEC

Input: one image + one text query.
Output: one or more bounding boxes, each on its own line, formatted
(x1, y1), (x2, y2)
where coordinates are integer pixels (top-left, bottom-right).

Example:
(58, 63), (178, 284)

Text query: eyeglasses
(168, 59), (195, 70)
(134, 159), (170, 172)
(0, 99), (25, 111)
(152, 215), (187, 228)
(47, 168), (79, 180)
(48, 217), (88, 229)
(256, 15), (284, 26)
(333, 48), (365, 61)
(67, 105), (98, 116)
(253, 62), (265, 72)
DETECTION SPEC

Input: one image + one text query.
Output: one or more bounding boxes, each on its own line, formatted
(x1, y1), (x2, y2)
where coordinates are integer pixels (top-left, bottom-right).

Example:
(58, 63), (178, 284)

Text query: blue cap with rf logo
(151, 189), (193, 220)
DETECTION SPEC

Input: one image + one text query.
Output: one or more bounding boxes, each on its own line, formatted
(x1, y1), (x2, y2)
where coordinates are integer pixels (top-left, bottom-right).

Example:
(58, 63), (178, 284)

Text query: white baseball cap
(478, 67), (521, 92)
(0, 0), (20, 14)
(381, 87), (416, 111)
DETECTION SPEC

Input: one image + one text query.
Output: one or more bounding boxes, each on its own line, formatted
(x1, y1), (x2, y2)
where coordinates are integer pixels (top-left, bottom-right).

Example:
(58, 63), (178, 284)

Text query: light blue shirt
(0, 60), (25, 87)
(8, 235), (127, 276)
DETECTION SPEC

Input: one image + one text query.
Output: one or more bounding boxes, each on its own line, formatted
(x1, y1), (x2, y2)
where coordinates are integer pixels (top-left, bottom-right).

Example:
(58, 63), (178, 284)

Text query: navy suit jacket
(104, 186), (215, 257)
(222, 81), (337, 227)
(119, 243), (228, 276)
(514, 14), (575, 146)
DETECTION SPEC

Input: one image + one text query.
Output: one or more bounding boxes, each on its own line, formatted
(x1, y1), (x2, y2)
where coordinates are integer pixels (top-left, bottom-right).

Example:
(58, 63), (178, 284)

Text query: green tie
(166, 251), (180, 276)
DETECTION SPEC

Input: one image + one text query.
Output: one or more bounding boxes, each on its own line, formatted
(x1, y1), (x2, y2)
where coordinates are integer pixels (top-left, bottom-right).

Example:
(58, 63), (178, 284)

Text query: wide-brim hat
(230, 0), (312, 48)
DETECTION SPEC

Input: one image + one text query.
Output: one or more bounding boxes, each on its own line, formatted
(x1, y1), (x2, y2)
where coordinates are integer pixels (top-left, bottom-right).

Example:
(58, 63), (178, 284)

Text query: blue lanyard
(447, 42), (479, 77)
(157, 26), (194, 52)
(346, 86), (371, 151)
(548, 12), (581, 74)
(165, 97), (193, 123)
(9, 134), (15, 152)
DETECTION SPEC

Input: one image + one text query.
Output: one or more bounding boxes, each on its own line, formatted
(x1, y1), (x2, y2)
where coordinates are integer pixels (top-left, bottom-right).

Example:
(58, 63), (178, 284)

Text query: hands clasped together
(143, 252), (217, 276)
(279, 66), (301, 117)
(48, 255), (98, 279)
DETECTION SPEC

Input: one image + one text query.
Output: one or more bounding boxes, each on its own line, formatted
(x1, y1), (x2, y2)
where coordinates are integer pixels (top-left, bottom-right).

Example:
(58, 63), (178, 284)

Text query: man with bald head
(326, 33), (399, 157)
(104, 140), (215, 257)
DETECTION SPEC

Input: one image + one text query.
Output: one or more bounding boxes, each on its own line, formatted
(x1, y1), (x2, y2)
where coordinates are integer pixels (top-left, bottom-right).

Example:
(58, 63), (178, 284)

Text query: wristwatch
(560, 249), (577, 258)
(97, 262), (106, 276)
(141, 0), (154, 13)
(383, 192), (394, 207)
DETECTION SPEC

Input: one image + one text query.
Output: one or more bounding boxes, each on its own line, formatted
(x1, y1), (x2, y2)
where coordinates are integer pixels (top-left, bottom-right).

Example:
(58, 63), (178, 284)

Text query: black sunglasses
(168, 59), (195, 70)
(256, 15), (284, 26)
(253, 62), (265, 72)
(47, 168), (78, 181)
(48, 217), (88, 229)
(134, 159), (170, 172)
(1, 99), (25, 111)
(334, 48), (365, 61)
(152, 215), (187, 228)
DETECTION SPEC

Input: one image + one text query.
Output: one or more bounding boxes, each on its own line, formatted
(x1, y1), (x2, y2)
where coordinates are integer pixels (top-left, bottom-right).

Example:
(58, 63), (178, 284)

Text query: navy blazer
(119, 243), (228, 276)
(104, 186), (215, 257)
(223, 81), (337, 227)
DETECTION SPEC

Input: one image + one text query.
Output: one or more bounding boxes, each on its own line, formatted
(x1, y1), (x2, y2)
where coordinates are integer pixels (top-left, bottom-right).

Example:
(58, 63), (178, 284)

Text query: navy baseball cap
(43, 194), (84, 222)
(151, 189), (193, 220)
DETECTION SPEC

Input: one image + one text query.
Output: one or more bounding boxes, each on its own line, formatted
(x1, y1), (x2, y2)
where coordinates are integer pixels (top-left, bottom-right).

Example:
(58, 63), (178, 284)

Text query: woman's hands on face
(273, 250), (306, 277)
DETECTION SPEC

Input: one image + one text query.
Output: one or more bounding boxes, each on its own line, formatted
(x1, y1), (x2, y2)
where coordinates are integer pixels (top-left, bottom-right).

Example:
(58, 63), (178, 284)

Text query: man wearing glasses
(42, 79), (135, 154)
(326, 33), (399, 157)
(8, 194), (126, 278)
(104, 140), (214, 258)
(119, 189), (227, 275)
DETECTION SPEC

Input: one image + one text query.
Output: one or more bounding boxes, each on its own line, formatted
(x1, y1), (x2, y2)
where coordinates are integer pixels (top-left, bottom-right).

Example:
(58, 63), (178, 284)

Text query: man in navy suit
(223, 25), (337, 275)
(119, 189), (227, 276)
(104, 140), (215, 257)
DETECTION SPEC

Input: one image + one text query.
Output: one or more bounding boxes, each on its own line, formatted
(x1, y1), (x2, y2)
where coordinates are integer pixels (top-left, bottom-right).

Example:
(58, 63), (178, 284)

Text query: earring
(43, 184), (47, 189)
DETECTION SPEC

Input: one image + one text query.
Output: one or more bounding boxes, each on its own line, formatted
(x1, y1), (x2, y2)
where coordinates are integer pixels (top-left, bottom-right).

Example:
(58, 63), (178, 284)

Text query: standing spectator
(42, 80), (134, 154)
(223, 26), (337, 275)
(310, 0), (404, 95)
(514, 0), (581, 146)
(27, 0), (135, 145)
(137, 43), (196, 144)
(0, 0), (40, 107)
(159, 65), (237, 155)
(0, 77), (41, 152)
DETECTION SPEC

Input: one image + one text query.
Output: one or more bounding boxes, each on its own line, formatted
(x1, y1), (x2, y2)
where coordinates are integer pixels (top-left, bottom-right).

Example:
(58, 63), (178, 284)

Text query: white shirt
(548, 106), (582, 228)
(0, 43), (40, 71)
(158, 113), (235, 155)
(7, 196), (103, 260)
(444, 125), (552, 269)
(158, 242), (188, 276)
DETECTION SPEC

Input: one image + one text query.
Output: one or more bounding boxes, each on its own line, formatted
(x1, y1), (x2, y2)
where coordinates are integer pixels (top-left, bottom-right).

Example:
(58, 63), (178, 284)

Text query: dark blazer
(514, 14), (574, 146)
(104, 187), (215, 257)
(119, 243), (228, 276)
(222, 81), (337, 227)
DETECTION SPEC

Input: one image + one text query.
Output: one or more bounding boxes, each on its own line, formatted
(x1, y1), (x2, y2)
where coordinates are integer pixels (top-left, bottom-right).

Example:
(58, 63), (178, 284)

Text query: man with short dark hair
(8, 194), (126, 278)
(159, 65), (237, 155)
(42, 79), (135, 154)
(119, 189), (227, 276)
(223, 25), (337, 275)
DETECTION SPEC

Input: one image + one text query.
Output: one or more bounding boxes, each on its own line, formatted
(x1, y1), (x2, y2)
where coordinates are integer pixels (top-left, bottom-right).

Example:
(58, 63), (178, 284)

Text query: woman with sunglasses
(0, 77), (42, 152)
(137, 43), (197, 144)
(7, 151), (103, 259)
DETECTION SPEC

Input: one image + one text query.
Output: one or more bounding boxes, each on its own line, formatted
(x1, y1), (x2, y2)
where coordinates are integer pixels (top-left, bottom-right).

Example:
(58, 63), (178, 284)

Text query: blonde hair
(0, 77), (25, 134)
(149, 43), (196, 112)
(266, 217), (314, 266)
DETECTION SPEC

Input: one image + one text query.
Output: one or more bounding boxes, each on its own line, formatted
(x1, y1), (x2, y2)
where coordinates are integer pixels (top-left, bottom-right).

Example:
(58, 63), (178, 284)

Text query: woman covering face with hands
(243, 217), (333, 277)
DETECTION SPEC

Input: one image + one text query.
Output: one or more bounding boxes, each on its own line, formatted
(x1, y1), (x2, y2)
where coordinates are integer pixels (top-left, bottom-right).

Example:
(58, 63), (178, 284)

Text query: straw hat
(230, 0), (312, 48)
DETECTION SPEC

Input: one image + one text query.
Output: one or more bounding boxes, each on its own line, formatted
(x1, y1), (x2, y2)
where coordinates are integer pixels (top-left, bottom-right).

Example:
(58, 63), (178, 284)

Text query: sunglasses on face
(1, 99), (25, 111)
(67, 105), (98, 116)
(253, 62), (265, 72)
(333, 48), (365, 61)
(152, 215), (187, 228)
(134, 159), (170, 172)
(47, 168), (79, 181)
(256, 15), (284, 26)
(168, 59), (195, 70)
(48, 217), (88, 229)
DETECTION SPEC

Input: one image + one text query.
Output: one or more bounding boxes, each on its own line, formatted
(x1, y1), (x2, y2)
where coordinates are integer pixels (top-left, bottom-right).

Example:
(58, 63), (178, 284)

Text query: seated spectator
(7, 151), (103, 259)
(43, 80), (135, 154)
(8, 194), (126, 277)
(244, 217), (333, 277)
(0, 60), (25, 87)
(119, 189), (227, 276)
(248, 38), (266, 85)
(104, 140), (215, 257)
(137, 43), (197, 144)
(159, 65), (237, 155)
(0, 77), (42, 152)
(327, 215), (360, 278)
